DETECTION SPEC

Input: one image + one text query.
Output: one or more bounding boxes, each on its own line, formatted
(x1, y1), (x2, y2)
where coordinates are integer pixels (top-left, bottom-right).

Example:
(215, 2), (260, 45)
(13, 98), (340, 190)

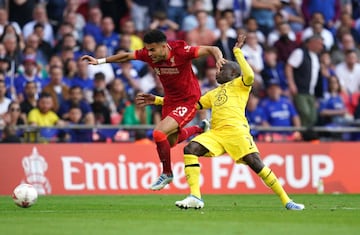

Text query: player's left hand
(234, 34), (246, 49)
(135, 93), (156, 107)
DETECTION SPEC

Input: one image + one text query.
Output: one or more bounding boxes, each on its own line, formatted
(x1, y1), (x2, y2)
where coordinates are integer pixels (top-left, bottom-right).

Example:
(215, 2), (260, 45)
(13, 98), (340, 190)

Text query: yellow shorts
(191, 126), (259, 164)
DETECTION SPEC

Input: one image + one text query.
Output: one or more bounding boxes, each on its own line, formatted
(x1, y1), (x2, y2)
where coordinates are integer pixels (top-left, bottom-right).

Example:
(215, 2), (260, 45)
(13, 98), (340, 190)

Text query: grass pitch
(0, 194), (359, 235)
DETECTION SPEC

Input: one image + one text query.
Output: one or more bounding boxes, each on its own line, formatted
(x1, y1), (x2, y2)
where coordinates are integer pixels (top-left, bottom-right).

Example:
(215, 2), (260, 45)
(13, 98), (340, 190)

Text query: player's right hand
(80, 55), (98, 65)
(135, 93), (156, 107)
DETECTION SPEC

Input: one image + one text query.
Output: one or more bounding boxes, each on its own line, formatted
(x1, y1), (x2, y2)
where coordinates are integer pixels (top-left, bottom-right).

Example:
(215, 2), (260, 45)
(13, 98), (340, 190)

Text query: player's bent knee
(184, 141), (208, 156)
(243, 152), (264, 173)
(153, 130), (167, 142)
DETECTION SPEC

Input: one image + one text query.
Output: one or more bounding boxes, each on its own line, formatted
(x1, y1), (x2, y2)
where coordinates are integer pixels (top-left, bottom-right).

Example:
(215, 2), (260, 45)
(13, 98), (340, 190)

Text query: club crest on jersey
(184, 45), (191, 52)
(154, 68), (160, 75)
(214, 88), (228, 106)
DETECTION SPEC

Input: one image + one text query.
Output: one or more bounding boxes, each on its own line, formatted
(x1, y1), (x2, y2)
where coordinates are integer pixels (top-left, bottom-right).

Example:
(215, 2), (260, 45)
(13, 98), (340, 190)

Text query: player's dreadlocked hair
(143, 29), (167, 44)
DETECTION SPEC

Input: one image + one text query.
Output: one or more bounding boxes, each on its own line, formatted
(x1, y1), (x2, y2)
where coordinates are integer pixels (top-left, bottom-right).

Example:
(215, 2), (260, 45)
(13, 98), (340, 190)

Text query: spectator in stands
(246, 92), (266, 139)
(2, 34), (22, 71)
(87, 44), (115, 84)
(63, 58), (78, 85)
(336, 11), (360, 44)
(42, 66), (70, 112)
(186, 10), (217, 46)
(27, 91), (64, 127)
(0, 23), (24, 50)
(0, 7), (21, 36)
(273, 21), (298, 64)
(0, 124), (21, 143)
(244, 17), (266, 45)
(267, 17), (296, 47)
(45, 0), (66, 33)
(58, 85), (95, 126)
(127, 0), (167, 36)
(2, 101), (27, 126)
(215, 1), (252, 29)
(108, 78), (130, 122)
(167, 0), (187, 28)
(99, 16), (120, 56)
(61, 104), (92, 143)
(93, 72), (117, 116)
(63, 1), (86, 40)
(285, 34), (324, 127)
(213, 18), (237, 61)
(7, 0), (35, 29)
(54, 32), (81, 59)
(83, 6), (103, 45)
(20, 81), (37, 116)
(150, 11), (179, 41)
(79, 34), (97, 57)
(98, 0), (129, 33)
(23, 3), (55, 46)
(91, 88), (111, 125)
(318, 75), (350, 127)
(301, 0), (340, 32)
(213, 10), (237, 40)
(14, 55), (43, 101)
(120, 19), (144, 51)
(122, 90), (153, 125)
(32, 23), (53, 63)
(25, 33), (49, 66)
(301, 12), (334, 51)
(182, 0), (216, 32)
(114, 49), (142, 99)
(250, 0), (281, 36)
(71, 58), (93, 103)
(117, 34), (147, 74)
(319, 51), (336, 99)
(260, 78), (302, 141)
(261, 47), (289, 97)
(0, 80), (11, 119)
(331, 32), (360, 65)
(335, 49), (360, 115)
(278, 0), (304, 34)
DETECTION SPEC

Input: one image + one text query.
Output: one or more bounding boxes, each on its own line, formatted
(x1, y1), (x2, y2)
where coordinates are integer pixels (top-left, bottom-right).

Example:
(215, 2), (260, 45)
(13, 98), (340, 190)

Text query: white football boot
(175, 195), (204, 209)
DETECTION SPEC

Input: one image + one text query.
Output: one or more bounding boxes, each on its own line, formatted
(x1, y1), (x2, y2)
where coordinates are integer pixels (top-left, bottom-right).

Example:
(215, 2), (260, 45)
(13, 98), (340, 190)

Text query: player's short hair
(143, 29), (167, 44)
(227, 61), (242, 78)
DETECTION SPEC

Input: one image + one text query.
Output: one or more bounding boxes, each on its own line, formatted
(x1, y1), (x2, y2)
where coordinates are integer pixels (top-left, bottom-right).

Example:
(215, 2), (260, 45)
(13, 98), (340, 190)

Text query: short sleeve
(287, 49), (304, 68)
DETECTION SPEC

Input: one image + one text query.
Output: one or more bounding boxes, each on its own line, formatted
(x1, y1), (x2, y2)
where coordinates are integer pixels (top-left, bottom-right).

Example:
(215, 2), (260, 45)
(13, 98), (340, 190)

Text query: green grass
(0, 194), (359, 235)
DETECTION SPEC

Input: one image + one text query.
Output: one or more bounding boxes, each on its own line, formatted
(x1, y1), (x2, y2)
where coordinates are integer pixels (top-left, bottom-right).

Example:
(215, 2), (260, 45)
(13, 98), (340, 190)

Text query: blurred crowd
(0, 0), (360, 143)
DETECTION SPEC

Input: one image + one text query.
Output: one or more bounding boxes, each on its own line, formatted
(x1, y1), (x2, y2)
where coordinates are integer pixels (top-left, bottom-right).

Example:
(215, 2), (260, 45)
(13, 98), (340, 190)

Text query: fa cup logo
(22, 147), (51, 195)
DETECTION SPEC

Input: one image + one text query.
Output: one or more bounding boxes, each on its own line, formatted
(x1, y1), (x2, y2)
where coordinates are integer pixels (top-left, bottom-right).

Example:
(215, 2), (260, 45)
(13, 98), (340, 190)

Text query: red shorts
(162, 102), (197, 128)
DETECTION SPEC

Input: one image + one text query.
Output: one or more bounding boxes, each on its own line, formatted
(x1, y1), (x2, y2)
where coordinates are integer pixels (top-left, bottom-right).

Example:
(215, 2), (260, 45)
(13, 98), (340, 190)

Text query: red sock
(153, 130), (172, 175)
(176, 126), (203, 144)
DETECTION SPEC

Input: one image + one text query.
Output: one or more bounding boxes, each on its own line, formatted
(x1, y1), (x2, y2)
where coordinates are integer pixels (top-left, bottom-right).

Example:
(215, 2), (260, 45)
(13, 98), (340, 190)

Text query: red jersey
(135, 40), (201, 105)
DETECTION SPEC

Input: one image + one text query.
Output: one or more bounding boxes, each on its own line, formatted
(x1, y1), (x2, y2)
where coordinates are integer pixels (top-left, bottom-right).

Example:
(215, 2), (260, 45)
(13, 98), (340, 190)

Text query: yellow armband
(154, 96), (164, 105)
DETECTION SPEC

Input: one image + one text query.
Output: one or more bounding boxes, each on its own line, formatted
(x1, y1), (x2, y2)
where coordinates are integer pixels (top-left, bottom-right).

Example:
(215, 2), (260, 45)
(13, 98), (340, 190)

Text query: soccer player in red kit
(81, 29), (225, 190)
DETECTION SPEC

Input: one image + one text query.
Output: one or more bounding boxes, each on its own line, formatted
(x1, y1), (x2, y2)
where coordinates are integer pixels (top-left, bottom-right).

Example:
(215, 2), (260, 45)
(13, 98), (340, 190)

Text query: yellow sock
(184, 154), (201, 199)
(258, 166), (290, 206)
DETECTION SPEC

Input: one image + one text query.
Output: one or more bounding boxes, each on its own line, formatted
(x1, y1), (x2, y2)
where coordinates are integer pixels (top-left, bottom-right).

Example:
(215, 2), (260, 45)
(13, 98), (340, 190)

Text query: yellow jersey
(199, 48), (254, 130)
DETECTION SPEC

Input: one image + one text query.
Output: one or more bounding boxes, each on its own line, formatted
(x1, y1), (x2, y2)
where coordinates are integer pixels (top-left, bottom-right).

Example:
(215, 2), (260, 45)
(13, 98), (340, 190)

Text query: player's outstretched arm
(198, 46), (226, 73)
(233, 34), (254, 86)
(80, 51), (136, 65)
(135, 93), (164, 107)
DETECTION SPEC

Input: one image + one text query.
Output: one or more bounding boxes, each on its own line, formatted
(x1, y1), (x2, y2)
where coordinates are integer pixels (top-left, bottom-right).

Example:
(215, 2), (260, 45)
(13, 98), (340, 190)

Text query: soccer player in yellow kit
(136, 34), (305, 210)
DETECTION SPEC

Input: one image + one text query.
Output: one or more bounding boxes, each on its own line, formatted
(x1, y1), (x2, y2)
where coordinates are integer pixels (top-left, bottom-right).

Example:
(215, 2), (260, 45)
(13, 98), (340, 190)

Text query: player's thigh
(191, 130), (226, 157)
(164, 103), (197, 128)
(224, 131), (259, 164)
